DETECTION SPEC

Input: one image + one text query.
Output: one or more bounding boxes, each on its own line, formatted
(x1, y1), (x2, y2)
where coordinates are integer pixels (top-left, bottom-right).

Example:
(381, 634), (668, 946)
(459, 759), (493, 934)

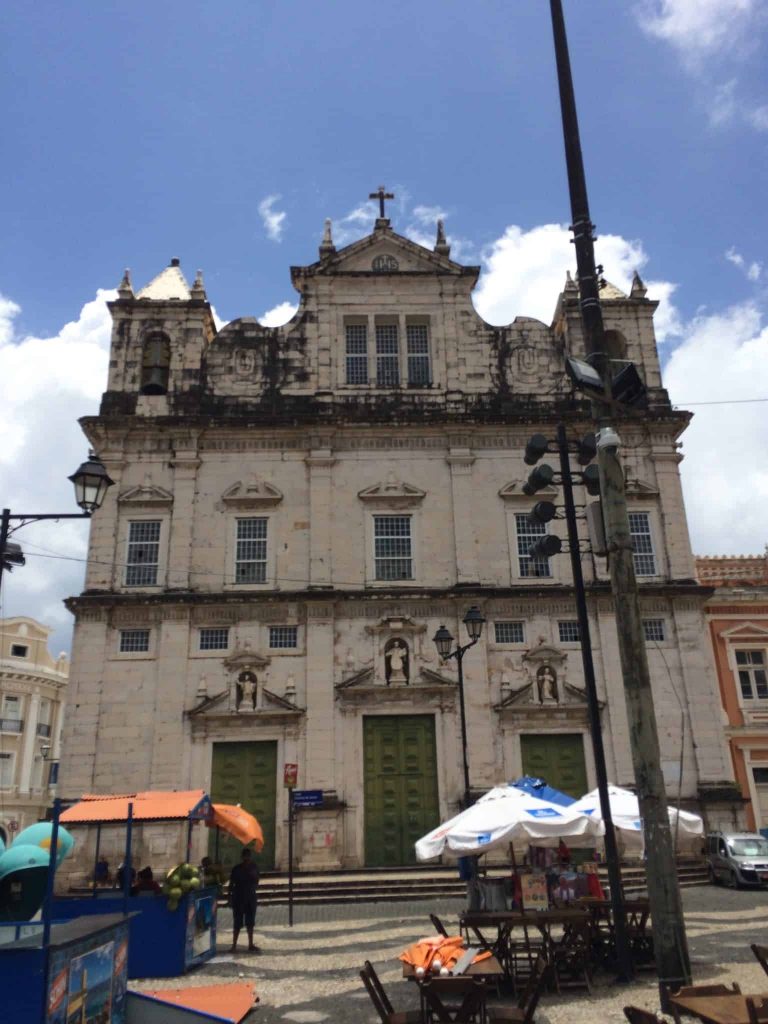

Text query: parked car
(706, 831), (768, 888)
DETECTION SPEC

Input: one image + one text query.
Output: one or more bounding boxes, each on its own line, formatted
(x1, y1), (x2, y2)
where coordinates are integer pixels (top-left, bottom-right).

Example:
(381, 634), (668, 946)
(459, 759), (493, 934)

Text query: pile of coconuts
(162, 862), (202, 911)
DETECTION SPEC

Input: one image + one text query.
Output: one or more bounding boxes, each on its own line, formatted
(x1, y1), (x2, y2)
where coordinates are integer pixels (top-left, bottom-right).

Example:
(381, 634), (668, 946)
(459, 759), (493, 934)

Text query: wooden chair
(431, 913), (449, 937)
(665, 983), (742, 1024)
(486, 954), (549, 1023)
(550, 918), (593, 994)
(360, 963), (421, 1024)
(747, 997), (768, 1023)
(752, 943), (768, 977)
(421, 977), (487, 1024)
(623, 1008), (662, 1023)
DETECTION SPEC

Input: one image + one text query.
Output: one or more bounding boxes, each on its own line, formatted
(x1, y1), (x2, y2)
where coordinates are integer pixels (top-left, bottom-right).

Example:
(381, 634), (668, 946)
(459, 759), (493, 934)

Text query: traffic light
(524, 434), (549, 466)
(529, 501), (557, 525)
(576, 433), (597, 465)
(582, 464), (601, 496)
(522, 463), (555, 496)
(528, 535), (563, 560)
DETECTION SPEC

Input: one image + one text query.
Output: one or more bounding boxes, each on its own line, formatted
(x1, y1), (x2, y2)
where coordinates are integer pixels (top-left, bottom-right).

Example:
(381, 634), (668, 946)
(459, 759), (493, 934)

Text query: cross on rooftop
(369, 185), (394, 219)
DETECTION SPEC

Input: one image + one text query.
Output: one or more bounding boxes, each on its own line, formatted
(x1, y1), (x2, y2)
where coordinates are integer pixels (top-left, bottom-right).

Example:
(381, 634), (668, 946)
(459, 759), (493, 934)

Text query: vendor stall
(51, 791), (263, 979)
(570, 784), (704, 855)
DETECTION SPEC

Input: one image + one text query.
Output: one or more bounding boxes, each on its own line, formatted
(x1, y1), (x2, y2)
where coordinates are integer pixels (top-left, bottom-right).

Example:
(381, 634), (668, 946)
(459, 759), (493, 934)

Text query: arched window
(140, 333), (170, 395)
(603, 330), (628, 361)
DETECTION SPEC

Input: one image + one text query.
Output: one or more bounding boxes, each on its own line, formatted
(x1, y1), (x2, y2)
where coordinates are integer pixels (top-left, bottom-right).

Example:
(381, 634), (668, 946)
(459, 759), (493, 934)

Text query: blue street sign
(292, 789), (323, 807)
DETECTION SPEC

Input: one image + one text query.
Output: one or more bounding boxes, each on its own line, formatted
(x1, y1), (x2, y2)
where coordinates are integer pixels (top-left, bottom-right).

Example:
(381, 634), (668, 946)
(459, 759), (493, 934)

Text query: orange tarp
(61, 790), (210, 824)
(399, 935), (491, 971)
(145, 982), (257, 1022)
(209, 804), (264, 851)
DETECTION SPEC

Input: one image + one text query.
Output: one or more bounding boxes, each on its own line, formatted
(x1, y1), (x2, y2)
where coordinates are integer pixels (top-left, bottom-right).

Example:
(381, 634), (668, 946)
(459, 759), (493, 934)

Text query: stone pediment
(224, 649), (271, 671)
(335, 663), (458, 709)
(220, 478), (284, 509)
(187, 686), (303, 719)
(358, 475), (426, 507)
(118, 479), (174, 507)
(292, 226), (477, 281)
(499, 481), (558, 500)
(365, 615), (427, 637)
(625, 479), (659, 497)
(721, 622), (768, 640)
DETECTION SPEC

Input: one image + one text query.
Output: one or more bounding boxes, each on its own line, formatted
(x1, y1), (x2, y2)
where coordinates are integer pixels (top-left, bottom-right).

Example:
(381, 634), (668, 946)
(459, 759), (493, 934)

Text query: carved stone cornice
(220, 478), (283, 509)
(117, 481), (174, 508)
(358, 476), (426, 507)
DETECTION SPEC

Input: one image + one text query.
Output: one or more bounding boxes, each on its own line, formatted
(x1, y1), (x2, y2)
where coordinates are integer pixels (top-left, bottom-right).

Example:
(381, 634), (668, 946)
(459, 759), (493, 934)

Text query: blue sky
(1, 0), (767, 653)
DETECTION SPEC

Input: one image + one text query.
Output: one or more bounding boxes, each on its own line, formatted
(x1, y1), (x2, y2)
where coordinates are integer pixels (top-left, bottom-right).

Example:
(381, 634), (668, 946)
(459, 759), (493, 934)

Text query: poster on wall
(520, 873), (549, 911)
(185, 891), (217, 967)
(46, 921), (129, 1024)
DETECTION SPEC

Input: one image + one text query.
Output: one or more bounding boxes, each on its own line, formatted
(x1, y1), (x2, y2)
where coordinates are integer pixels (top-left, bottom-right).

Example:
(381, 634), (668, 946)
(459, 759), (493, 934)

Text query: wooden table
(669, 993), (768, 1024)
(403, 955), (504, 979)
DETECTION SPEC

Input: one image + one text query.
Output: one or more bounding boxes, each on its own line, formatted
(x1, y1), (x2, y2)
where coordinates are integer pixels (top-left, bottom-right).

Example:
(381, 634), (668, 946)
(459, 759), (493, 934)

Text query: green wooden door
(364, 715), (439, 867)
(209, 741), (277, 871)
(520, 733), (587, 799)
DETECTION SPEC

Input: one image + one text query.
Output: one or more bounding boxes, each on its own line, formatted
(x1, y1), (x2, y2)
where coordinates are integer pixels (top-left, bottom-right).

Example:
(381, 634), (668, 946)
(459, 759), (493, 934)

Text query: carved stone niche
(224, 650), (271, 712)
(493, 639), (601, 726)
(365, 615), (428, 684)
(521, 642), (568, 704)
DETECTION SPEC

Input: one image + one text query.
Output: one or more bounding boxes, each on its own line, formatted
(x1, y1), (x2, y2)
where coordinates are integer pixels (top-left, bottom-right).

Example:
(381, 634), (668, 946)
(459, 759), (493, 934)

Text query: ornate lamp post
(0, 452), (114, 595)
(433, 605), (486, 808)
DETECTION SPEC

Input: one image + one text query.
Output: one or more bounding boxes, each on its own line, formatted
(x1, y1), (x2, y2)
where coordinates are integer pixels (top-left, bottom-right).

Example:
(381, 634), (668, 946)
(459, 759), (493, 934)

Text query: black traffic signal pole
(555, 423), (632, 981)
(549, 0), (691, 993)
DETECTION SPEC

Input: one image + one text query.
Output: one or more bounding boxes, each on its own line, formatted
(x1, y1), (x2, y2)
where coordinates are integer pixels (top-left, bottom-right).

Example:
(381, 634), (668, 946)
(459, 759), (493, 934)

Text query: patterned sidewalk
(132, 885), (768, 1023)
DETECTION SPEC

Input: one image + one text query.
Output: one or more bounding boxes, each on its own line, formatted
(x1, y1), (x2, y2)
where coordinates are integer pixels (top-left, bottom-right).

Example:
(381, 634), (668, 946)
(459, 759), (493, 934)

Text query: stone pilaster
(305, 448), (336, 588)
(18, 690), (40, 795)
(653, 450), (697, 580)
(303, 603), (336, 789)
(446, 446), (478, 584)
(168, 438), (201, 589)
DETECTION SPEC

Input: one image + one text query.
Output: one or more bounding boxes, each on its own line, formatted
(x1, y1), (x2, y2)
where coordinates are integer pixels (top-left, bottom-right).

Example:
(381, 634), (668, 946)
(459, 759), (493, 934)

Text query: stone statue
(537, 665), (558, 704)
(386, 640), (408, 685)
(237, 670), (258, 711)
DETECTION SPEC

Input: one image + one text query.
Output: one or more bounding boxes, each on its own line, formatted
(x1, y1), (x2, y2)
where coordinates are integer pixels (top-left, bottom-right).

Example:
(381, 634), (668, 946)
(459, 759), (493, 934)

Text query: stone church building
(59, 205), (738, 874)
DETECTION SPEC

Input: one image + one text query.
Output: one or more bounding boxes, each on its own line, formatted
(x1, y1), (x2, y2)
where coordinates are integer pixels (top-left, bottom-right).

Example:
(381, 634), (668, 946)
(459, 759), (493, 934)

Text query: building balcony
(0, 718), (23, 733)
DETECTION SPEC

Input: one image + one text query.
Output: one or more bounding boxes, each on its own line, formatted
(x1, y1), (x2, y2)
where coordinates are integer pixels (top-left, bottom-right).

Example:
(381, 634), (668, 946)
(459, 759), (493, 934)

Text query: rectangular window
(235, 518), (268, 584)
(376, 323), (400, 386)
(125, 520), (161, 586)
(2, 694), (21, 719)
(628, 512), (656, 576)
(37, 698), (52, 736)
(558, 620), (581, 643)
(374, 515), (413, 580)
(119, 629), (150, 653)
(269, 625), (299, 649)
(0, 753), (13, 788)
(515, 513), (552, 578)
(494, 621), (525, 644)
(643, 619), (666, 643)
(406, 324), (431, 386)
(345, 323), (368, 384)
(736, 649), (768, 701)
(199, 628), (230, 651)
(10, 644), (28, 658)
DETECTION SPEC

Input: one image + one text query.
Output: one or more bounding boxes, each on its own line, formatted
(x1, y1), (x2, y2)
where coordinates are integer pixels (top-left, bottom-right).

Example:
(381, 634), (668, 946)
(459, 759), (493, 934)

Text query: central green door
(364, 715), (439, 867)
(520, 733), (587, 798)
(209, 741), (277, 871)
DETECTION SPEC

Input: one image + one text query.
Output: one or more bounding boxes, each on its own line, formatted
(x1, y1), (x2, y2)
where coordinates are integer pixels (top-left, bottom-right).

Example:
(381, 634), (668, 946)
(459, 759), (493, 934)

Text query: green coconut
(167, 899), (179, 912)
(188, 877), (201, 890)
(169, 886), (183, 900)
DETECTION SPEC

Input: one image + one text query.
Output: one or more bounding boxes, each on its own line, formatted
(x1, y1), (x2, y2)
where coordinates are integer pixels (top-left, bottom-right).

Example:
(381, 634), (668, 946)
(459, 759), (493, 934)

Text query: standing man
(228, 847), (260, 953)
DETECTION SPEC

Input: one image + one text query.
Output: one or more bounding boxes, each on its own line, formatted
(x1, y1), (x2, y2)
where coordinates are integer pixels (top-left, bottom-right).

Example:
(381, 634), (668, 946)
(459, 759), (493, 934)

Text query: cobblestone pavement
(131, 886), (768, 1023)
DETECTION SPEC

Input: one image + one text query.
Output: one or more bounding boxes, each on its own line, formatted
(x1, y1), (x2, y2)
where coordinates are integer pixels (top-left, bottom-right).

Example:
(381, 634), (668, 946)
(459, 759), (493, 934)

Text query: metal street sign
(291, 789), (323, 808)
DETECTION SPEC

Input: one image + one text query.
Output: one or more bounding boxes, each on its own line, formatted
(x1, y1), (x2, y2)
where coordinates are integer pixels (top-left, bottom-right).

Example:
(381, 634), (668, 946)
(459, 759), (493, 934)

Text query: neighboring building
(59, 208), (737, 876)
(0, 617), (68, 843)
(697, 551), (768, 835)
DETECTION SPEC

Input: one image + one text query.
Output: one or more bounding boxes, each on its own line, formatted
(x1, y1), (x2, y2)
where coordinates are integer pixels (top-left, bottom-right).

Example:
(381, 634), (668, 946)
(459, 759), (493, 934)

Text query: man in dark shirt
(229, 847), (260, 953)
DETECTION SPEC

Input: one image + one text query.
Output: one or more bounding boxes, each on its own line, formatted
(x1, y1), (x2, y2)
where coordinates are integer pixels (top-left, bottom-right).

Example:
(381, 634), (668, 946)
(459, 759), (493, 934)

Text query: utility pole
(549, 0), (691, 992)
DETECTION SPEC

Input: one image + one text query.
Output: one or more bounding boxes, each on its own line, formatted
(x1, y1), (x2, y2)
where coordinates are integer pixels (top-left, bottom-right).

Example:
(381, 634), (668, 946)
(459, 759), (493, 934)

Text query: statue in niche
(236, 349), (255, 375)
(537, 665), (558, 704)
(385, 639), (409, 685)
(236, 670), (258, 711)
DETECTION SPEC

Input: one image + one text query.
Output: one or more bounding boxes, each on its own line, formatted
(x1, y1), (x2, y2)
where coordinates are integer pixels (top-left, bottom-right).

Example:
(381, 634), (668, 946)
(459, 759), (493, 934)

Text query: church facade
(59, 206), (739, 875)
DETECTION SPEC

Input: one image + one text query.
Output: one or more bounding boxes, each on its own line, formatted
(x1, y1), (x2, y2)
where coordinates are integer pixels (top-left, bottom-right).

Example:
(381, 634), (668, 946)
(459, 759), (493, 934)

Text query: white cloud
(259, 300), (298, 327)
(258, 194), (287, 242)
(636, 0), (756, 60)
(725, 246), (762, 281)
(663, 302), (768, 554)
(0, 289), (114, 655)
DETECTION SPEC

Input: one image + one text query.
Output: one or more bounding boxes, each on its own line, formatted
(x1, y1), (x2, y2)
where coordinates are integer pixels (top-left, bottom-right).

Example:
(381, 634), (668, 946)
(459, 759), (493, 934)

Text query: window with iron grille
(735, 649), (768, 701)
(119, 629), (150, 653)
(125, 520), (161, 586)
(345, 323), (368, 384)
(494, 621), (525, 644)
(515, 513), (552, 578)
(235, 518), (268, 584)
(199, 628), (230, 651)
(628, 512), (656, 576)
(376, 324), (400, 386)
(407, 324), (431, 386)
(558, 620), (581, 643)
(269, 625), (298, 649)
(643, 619), (666, 643)
(374, 515), (412, 580)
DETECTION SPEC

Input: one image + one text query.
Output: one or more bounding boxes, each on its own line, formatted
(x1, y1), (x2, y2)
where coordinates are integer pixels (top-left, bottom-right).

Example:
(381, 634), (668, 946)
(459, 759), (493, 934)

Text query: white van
(706, 831), (768, 888)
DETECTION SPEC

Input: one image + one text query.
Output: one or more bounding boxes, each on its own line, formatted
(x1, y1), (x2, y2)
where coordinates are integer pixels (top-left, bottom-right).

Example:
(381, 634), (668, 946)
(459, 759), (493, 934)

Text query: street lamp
(433, 605), (486, 809)
(0, 452), (114, 595)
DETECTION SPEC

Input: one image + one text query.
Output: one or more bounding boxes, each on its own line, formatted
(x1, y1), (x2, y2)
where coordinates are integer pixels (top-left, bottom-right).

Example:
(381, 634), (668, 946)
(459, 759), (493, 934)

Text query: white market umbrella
(571, 785), (704, 852)
(415, 785), (603, 861)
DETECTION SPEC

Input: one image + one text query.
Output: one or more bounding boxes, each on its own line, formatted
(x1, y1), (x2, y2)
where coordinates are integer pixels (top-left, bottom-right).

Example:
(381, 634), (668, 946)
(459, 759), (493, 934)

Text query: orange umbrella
(209, 804), (264, 851)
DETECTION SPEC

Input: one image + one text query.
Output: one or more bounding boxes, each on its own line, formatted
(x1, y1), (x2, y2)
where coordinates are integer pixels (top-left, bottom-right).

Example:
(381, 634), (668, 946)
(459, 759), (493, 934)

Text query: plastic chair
(752, 944), (768, 978)
(360, 963), (421, 1024)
